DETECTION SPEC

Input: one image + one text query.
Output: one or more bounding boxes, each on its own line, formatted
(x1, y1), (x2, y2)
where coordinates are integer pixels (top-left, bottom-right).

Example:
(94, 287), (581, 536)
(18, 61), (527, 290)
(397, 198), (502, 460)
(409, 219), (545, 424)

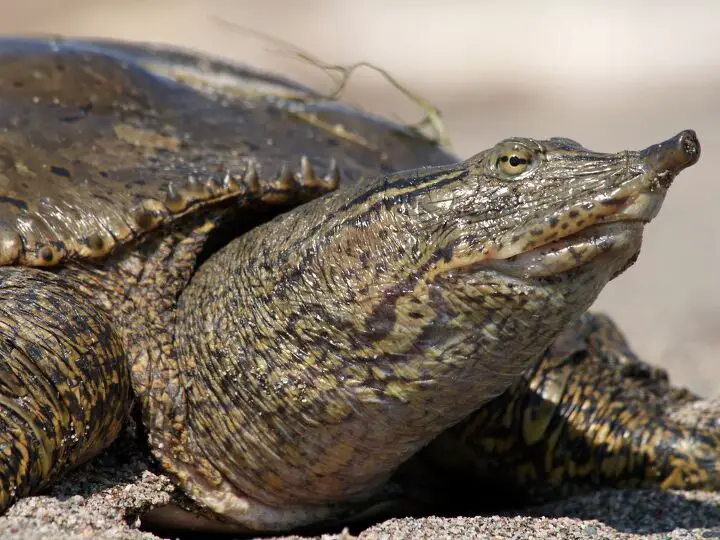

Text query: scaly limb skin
(409, 312), (718, 509)
(0, 268), (130, 513)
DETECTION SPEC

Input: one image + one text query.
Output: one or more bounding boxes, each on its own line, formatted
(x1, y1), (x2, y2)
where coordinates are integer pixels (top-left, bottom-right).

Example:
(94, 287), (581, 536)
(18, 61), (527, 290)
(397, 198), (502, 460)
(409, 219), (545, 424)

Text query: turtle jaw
(483, 221), (645, 280)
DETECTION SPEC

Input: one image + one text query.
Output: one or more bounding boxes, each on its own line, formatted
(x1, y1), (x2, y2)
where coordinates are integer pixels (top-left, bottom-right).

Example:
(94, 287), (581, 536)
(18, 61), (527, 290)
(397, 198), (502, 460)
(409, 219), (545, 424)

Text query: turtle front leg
(407, 312), (719, 508)
(0, 268), (130, 512)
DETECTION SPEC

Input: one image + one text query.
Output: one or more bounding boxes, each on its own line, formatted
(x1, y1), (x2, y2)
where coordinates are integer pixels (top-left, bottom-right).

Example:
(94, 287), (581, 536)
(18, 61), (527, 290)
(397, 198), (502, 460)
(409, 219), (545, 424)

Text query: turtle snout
(639, 130), (700, 185)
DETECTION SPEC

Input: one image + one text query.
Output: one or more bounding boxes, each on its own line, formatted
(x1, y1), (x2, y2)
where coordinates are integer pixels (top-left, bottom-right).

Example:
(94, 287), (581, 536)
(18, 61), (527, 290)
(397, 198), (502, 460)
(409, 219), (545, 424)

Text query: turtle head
(173, 131), (699, 528)
(410, 129), (699, 282)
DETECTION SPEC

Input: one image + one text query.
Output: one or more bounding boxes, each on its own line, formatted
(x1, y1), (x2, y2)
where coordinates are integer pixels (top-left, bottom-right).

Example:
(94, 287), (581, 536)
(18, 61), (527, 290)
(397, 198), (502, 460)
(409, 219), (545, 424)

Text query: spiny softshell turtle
(0, 37), (716, 534)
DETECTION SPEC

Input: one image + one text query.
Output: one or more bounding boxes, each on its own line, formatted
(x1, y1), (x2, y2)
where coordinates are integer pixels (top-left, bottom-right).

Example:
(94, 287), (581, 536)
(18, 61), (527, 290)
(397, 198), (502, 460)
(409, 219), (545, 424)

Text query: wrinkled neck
(173, 185), (624, 509)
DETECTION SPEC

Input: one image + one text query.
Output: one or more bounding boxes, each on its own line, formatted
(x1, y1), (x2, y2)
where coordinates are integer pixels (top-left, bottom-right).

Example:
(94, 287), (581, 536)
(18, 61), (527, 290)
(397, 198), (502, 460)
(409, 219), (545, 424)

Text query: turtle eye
(495, 148), (534, 177)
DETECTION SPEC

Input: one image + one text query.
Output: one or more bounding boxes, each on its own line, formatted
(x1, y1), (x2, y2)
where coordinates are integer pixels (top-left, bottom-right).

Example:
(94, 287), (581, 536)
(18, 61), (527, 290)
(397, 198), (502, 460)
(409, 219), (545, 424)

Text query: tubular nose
(639, 130), (701, 175)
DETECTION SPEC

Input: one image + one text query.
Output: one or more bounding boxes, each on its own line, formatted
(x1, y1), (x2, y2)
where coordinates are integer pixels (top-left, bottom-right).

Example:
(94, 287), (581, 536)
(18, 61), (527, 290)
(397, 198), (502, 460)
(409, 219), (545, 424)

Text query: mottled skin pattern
(0, 269), (129, 505)
(0, 37), (716, 534)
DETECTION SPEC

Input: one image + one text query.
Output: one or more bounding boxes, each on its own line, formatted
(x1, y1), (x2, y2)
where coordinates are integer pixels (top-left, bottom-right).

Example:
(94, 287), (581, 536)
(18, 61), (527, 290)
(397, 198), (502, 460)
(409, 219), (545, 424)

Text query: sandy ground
(0, 2), (718, 538)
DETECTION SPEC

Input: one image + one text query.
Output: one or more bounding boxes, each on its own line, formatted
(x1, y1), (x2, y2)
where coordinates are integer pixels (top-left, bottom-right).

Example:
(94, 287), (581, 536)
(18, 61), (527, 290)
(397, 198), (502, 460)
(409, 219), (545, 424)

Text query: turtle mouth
(450, 186), (663, 281)
(478, 166), (668, 279)
(485, 219), (645, 279)
(493, 185), (664, 259)
(483, 187), (665, 279)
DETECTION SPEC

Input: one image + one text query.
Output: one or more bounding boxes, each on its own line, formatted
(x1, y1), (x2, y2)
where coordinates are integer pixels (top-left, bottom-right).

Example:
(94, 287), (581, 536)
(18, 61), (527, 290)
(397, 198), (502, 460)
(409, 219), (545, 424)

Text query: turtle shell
(0, 37), (456, 267)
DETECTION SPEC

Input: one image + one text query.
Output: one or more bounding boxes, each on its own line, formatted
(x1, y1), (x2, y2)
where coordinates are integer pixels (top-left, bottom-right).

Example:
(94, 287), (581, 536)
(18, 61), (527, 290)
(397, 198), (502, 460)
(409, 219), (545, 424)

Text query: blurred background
(0, 0), (718, 396)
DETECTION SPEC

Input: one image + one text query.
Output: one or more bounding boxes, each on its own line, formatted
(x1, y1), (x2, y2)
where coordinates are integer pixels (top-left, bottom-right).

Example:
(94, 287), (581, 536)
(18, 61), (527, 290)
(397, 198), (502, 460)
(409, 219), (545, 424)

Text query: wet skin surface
(0, 38), (714, 533)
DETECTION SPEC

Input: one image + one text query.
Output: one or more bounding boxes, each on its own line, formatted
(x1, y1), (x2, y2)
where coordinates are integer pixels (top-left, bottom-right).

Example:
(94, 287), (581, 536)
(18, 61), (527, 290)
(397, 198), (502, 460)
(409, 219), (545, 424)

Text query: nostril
(677, 130), (700, 166)
(639, 130), (701, 176)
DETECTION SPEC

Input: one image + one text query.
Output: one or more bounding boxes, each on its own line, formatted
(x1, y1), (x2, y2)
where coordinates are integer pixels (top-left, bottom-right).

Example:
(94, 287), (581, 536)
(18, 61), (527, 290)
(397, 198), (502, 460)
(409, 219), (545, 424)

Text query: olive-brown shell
(0, 38), (455, 266)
